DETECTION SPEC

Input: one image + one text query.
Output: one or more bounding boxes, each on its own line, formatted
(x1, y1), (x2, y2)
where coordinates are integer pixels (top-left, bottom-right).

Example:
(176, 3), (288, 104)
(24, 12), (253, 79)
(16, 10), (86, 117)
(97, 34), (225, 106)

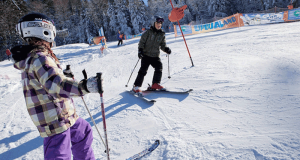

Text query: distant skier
(132, 16), (171, 94)
(117, 30), (123, 46)
(11, 13), (101, 160)
(6, 49), (11, 61)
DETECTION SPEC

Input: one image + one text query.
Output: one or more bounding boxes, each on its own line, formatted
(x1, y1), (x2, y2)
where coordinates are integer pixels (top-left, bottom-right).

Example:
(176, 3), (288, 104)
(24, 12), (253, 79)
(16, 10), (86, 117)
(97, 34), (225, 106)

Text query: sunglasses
(156, 18), (164, 23)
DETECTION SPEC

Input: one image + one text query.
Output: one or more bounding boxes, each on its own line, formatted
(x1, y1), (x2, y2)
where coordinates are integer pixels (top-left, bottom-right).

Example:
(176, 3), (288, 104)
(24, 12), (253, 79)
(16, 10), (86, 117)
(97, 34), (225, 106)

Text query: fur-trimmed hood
(11, 45), (46, 71)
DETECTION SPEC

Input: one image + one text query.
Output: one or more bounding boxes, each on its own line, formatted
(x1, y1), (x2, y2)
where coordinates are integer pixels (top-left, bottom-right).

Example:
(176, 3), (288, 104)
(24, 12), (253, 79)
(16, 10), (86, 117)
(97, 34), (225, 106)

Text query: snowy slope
(1, 21), (300, 160)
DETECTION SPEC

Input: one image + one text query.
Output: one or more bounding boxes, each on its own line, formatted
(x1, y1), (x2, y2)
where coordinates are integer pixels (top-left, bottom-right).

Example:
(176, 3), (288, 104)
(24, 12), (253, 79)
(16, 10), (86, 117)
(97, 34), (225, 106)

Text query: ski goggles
(156, 18), (164, 23)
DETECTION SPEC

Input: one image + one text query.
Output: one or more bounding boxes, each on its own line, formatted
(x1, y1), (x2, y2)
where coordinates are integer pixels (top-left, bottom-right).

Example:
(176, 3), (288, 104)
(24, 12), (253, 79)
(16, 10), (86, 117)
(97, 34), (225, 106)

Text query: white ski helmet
(16, 13), (56, 43)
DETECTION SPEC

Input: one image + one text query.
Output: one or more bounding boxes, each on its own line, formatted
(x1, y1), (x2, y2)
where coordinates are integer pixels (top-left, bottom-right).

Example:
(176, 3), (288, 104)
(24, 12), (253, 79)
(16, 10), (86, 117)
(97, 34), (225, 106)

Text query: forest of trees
(1, 0), (299, 61)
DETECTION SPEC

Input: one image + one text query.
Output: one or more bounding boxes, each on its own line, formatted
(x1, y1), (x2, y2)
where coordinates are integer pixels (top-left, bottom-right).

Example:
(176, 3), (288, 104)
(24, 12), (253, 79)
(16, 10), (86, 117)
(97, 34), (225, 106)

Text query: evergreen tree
(107, 1), (118, 40)
(1, 0), (298, 61)
(53, 0), (72, 45)
(88, 0), (109, 37)
(0, 0), (28, 61)
(115, 0), (132, 35)
(128, 0), (148, 34)
(148, 0), (172, 31)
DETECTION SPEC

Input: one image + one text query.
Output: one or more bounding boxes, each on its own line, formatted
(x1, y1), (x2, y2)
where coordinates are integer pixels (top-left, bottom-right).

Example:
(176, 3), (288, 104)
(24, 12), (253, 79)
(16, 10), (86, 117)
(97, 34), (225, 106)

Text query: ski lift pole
(96, 73), (110, 160)
(169, 0), (194, 66)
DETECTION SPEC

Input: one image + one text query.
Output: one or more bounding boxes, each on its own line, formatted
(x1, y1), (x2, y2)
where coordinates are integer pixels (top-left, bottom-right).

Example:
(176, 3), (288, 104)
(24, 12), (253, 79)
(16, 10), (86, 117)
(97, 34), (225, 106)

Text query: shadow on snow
(86, 91), (190, 126)
(0, 131), (43, 159)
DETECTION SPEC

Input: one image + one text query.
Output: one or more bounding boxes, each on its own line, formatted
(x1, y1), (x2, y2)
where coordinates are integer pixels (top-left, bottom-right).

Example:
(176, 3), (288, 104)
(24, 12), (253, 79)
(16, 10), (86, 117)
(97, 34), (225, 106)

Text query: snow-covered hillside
(1, 21), (300, 159)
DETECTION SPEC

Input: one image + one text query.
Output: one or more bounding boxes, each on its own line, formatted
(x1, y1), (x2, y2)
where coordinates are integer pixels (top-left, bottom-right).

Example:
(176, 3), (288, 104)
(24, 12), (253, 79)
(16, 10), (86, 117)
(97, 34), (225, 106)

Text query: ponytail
(27, 38), (59, 63)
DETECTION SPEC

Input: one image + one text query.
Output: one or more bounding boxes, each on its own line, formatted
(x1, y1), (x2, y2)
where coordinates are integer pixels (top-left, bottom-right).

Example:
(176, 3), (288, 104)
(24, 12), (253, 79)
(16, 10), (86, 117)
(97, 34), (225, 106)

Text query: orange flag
(93, 36), (105, 45)
(168, 5), (187, 22)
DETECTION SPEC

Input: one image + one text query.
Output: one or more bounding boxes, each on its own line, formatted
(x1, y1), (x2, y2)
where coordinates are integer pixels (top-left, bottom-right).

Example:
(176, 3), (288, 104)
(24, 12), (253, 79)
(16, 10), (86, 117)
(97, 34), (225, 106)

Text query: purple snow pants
(43, 117), (95, 160)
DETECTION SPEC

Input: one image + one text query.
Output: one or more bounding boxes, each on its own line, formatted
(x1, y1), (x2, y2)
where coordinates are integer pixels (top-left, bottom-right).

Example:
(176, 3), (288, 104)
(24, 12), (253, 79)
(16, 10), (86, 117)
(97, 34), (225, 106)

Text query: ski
(126, 140), (160, 160)
(143, 89), (193, 94)
(127, 90), (156, 103)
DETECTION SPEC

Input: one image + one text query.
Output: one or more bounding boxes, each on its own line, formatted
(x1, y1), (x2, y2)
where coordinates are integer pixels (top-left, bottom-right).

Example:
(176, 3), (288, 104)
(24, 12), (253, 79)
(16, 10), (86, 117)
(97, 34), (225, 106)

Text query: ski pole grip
(66, 65), (71, 70)
(82, 69), (88, 79)
(96, 72), (103, 94)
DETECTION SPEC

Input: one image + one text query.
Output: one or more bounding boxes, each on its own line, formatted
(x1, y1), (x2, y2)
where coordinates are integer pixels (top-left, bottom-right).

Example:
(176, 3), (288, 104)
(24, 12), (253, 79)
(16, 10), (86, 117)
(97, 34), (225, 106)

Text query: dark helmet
(16, 12), (56, 42)
(151, 15), (164, 26)
(155, 15), (164, 23)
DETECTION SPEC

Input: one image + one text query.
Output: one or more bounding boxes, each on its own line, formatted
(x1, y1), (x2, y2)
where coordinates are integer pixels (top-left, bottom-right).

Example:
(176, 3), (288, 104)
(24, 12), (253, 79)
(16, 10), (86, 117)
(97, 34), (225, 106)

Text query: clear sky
(143, 0), (148, 6)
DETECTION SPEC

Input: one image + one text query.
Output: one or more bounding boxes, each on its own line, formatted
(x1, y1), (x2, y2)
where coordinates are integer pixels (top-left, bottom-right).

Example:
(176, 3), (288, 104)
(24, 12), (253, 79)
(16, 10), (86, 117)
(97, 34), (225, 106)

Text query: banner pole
(237, 13), (241, 30)
(176, 22), (194, 66)
(169, 0), (194, 66)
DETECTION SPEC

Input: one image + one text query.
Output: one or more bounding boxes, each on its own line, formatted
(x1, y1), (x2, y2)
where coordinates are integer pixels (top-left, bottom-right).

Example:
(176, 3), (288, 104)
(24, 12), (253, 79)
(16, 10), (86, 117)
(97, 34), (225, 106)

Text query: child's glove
(80, 76), (101, 93)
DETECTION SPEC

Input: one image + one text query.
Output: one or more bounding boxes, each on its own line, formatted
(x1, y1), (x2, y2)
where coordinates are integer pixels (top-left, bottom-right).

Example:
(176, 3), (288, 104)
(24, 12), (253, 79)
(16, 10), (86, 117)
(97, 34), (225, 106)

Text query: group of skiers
(10, 12), (171, 159)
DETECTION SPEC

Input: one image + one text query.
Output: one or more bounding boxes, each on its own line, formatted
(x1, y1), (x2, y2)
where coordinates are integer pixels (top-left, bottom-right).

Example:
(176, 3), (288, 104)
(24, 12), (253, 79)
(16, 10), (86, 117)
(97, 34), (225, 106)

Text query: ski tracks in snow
(0, 79), (23, 131)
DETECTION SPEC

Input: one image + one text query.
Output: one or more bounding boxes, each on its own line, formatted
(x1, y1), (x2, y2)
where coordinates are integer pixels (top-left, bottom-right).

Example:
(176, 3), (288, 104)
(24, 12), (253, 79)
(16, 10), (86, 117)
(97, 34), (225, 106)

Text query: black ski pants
(134, 55), (163, 87)
(118, 40), (123, 46)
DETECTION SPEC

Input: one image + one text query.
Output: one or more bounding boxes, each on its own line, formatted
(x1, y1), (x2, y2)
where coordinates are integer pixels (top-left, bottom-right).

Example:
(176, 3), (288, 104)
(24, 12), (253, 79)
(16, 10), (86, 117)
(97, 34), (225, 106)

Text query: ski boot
(132, 86), (143, 96)
(147, 83), (166, 91)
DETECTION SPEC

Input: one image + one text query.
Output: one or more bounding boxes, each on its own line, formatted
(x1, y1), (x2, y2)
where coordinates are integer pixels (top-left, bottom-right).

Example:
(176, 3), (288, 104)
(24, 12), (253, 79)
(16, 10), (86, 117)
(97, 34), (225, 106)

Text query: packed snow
(1, 21), (300, 159)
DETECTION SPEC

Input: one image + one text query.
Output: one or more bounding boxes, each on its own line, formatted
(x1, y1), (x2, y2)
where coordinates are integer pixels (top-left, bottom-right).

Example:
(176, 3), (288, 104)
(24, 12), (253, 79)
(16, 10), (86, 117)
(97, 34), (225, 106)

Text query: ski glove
(138, 48), (144, 59)
(80, 76), (100, 93)
(164, 47), (171, 54)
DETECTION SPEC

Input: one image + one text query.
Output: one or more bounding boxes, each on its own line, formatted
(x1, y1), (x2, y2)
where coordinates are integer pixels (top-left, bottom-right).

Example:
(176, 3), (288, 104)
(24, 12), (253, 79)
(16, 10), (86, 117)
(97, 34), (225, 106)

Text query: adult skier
(132, 16), (171, 94)
(11, 12), (101, 160)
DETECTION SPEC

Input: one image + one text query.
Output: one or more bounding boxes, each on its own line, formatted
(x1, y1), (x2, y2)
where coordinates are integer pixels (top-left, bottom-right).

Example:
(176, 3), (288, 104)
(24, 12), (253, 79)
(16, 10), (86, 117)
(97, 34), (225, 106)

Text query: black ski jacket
(138, 26), (167, 57)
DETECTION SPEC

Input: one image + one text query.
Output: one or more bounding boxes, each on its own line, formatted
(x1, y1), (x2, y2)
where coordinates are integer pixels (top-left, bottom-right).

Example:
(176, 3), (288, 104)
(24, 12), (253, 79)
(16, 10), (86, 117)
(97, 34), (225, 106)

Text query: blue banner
(126, 32), (144, 40)
(99, 27), (104, 37)
(287, 8), (300, 20)
(175, 25), (193, 35)
(240, 13), (284, 25)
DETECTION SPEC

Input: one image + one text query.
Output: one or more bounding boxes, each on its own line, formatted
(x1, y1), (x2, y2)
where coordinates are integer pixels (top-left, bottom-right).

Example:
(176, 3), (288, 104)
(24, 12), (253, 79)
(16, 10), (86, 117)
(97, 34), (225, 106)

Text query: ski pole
(96, 72), (110, 160)
(81, 69), (108, 151)
(81, 96), (107, 148)
(125, 58), (140, 87)
(65, 65), (107, 150)
(168, 54), (171, 79)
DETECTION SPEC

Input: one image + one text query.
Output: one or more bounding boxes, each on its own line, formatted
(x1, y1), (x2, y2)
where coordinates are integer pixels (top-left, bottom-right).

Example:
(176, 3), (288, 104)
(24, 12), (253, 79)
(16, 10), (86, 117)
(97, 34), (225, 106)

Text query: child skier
(132, 16), (171, 94)
(12, 12), (101, 160)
